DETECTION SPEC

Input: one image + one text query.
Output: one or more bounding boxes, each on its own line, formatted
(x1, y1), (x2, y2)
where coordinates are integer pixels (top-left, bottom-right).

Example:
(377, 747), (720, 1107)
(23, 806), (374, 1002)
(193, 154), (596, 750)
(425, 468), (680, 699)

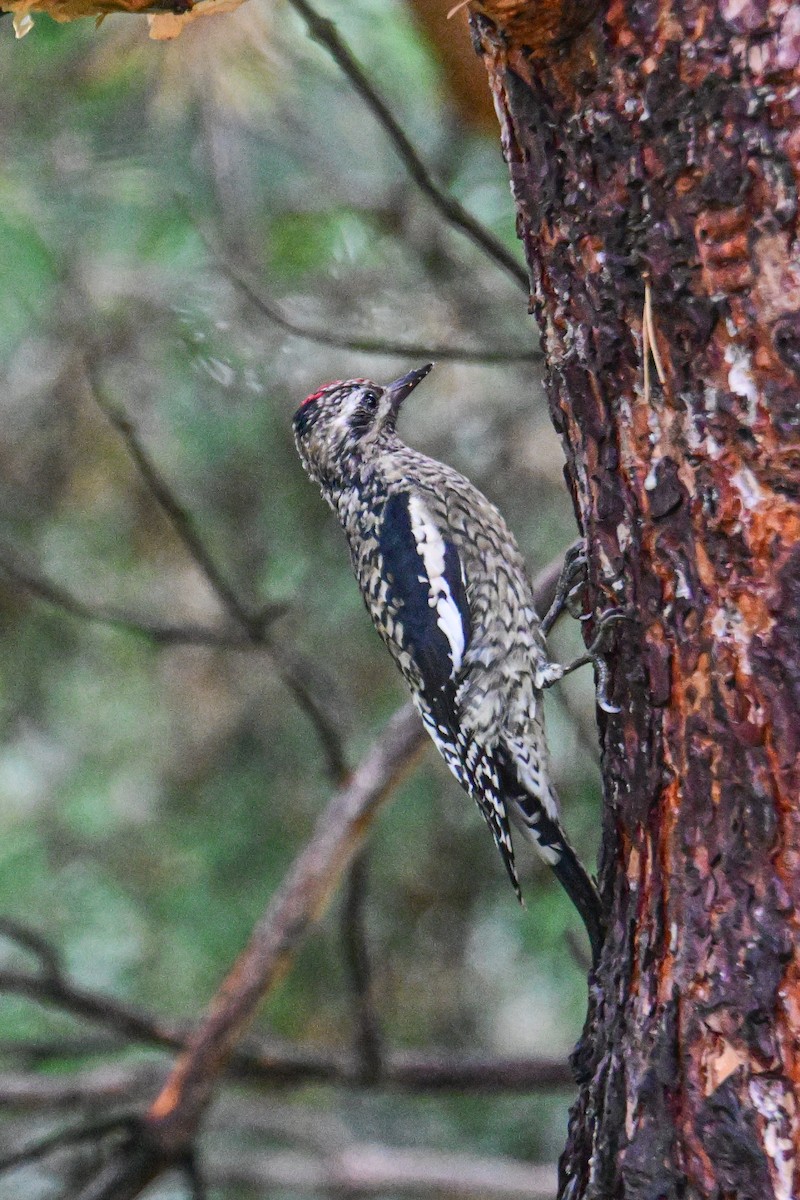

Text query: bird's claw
(543, 606), (632, 712)
(540, 539), (588, 637)
(594, 656), (621, 714)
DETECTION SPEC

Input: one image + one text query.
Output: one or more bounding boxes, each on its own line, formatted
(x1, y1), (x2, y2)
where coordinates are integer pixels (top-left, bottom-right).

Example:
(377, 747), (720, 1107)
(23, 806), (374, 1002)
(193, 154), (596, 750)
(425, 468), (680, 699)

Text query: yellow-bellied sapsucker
(294, 363), (604, 961)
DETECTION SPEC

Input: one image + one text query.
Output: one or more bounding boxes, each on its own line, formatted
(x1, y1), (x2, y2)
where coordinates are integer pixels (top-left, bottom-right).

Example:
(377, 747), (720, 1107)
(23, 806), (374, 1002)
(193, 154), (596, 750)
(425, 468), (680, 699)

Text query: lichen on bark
(472, 1), (800, 1196)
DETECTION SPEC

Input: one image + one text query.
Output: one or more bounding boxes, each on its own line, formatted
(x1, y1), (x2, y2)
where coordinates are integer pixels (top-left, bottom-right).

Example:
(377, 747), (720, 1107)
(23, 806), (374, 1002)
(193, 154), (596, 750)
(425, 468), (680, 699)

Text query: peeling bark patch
(749, 1076), (798, 1200)
(620, 1002), (684, 1200)
(697, 1076), (776, 1198)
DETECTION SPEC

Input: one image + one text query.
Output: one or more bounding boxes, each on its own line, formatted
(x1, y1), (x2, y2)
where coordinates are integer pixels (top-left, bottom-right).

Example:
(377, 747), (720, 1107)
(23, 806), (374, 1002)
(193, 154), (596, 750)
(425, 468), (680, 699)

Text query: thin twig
(0, 969), (187, 1053)
(342, 849), (383, 1082)
(0, 543), (282, 647)
(81, 359), (349, 779)
(142, 705), (427, 1152)
(265, 641), (350, 783)
(0, 1063), (164, 1109)
(0, 1032), (574, 1101)
(202, 229), (540, 365)
(0, 1035), (122, 1064)
(181, 1152), (209, 1200)
(84, 362), (259, 634)
(0, 917), (64, 983)
(287, 0), (529, 293)
(207, 1144), (558, 1199)
(0, 1115), (136, 1173)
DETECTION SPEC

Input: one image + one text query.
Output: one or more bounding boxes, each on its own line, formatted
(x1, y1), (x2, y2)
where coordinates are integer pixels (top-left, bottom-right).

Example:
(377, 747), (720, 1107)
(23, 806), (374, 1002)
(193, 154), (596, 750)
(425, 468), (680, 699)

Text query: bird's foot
(540, 539), (588, 637)
(538, 607), (631, 713)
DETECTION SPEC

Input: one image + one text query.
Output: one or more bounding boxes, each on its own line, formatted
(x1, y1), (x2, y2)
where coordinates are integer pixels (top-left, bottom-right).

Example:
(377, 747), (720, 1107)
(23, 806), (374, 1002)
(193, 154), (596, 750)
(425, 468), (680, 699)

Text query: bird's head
(293, 364), (433, 487)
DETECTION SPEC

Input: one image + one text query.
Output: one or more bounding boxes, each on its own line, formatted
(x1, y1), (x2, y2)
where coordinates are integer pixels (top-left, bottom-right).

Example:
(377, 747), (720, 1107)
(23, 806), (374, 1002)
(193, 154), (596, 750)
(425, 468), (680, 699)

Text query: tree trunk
(472, 2), (800, 1197)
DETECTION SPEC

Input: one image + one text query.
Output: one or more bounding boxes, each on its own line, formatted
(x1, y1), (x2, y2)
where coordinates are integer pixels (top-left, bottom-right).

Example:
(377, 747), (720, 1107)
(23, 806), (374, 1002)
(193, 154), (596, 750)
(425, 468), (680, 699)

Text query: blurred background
(0, 1), (602, 1194)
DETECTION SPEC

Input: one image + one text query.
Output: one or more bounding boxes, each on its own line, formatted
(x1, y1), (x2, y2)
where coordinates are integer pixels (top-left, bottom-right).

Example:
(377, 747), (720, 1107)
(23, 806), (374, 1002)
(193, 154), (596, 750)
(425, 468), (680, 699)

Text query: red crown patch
(301, 378), (369, 407)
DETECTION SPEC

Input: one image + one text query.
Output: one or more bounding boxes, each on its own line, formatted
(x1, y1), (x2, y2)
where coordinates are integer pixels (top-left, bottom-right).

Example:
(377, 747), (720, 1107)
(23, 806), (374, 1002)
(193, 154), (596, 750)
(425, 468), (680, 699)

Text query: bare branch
(181, 1153), (208, 1200)
(265, 641), (350, 783)
(0, 917), (64, 984)
(342, 849), (383, 1082)
(0, 1063), (163, 1109)
(207, 1144), (558, 1199)
(0, 1031), (573, 1102)
(0, 1115), (136, 1173)
(0, 969), (187, 1053)
(286, 0), (530, 294)
(84, 361), (261, 635)
(203, 230), (541, 365)
(0, 542), (281, 648)
(0, 1035), (122, 1064)
(142, 704), (426, 1151)
(83, 359), (349, 777)
(386, 1050), (573, 1091)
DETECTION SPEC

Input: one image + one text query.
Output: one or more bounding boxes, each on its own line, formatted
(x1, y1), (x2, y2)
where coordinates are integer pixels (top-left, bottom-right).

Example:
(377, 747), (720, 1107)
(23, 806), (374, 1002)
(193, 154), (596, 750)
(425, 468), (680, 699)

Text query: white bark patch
(407, 494), (466, 677)
(749, 1076), (796, 1200)
(725, 343), (759, 424)
(732, 465), (767, 510)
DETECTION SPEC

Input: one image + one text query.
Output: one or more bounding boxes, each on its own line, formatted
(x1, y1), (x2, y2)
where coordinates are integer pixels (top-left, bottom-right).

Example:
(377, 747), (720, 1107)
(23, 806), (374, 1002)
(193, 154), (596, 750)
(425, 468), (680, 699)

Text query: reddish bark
(473, 1), (800, 1197)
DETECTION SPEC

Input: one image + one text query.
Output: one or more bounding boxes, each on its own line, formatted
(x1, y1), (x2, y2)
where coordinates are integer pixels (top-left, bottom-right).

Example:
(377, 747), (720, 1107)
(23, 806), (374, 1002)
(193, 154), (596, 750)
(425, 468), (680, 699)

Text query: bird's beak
(385, 363), (434, 416)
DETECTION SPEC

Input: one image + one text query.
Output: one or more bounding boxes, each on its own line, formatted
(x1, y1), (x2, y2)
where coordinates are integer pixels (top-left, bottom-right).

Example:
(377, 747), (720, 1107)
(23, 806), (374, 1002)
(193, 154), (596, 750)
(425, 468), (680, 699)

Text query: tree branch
(0, 1031), (574, 1102)
(0, 1115), (137, 1172)
(286, 0), (530, 293)
(0, 917), (65, 984)
(0, 1063), (163, 1109)
(203, 229), (541, 364)
(144, 704), (426, 1144)
(85, 361), (262, 636)
(0, 542), (280, 648)
(82, 358), (349, 779)
(207, 1144), (558, 1198)
(342, 849), (383, 1082)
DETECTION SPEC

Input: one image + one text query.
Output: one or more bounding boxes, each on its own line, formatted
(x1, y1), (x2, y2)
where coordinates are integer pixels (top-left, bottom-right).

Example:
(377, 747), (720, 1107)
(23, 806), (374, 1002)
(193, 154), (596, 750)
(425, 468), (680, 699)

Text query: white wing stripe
(407, 494), (466, 676)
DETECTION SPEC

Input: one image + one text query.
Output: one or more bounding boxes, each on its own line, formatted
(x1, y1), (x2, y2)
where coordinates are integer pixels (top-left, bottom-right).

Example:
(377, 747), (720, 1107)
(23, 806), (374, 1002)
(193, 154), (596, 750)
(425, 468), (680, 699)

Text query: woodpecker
(294, 364), (604, 961)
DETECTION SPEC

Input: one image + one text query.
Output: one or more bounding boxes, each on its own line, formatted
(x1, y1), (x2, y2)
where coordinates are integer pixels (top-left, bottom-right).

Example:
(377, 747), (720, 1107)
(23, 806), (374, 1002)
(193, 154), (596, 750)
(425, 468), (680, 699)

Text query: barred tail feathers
(419, 712), (602, 958)
(418, 710), (522, 902)
(455, 733), (523, 903)
(498, 751), (605, 965)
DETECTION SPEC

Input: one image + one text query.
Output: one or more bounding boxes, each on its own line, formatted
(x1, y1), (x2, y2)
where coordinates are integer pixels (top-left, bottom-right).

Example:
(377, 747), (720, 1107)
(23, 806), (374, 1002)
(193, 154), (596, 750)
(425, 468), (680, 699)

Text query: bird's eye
(362, 389), (380, 410)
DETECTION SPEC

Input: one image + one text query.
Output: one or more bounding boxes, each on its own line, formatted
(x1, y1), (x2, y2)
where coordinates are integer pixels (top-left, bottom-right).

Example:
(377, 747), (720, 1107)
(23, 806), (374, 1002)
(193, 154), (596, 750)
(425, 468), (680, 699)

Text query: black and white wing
(375, 490), (520, 897)
(377, 490), (469, 724)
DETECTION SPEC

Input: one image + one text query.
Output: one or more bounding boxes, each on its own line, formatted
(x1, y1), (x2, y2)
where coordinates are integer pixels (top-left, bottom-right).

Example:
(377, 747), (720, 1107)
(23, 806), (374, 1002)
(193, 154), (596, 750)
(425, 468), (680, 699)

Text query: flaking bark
(472, 2), (800, 1197)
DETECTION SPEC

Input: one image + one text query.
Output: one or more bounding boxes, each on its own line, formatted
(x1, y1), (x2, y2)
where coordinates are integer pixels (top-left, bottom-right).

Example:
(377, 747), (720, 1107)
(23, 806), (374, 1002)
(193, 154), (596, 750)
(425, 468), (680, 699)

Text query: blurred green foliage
(0, 1), (602, 1194)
